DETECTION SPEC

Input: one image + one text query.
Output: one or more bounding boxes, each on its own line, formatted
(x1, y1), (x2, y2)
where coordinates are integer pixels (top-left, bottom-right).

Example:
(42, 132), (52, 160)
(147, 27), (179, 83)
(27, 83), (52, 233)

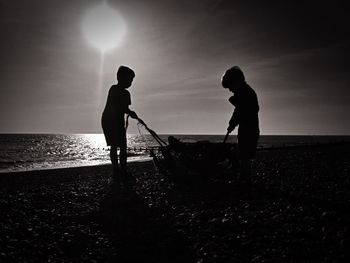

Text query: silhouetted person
(222, 66), (259, 185)
(102, 66), (138, 184)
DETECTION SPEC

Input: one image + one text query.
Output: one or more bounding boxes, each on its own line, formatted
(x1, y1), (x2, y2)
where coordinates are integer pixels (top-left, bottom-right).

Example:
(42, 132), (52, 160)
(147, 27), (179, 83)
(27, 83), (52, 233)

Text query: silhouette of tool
(223, 131), (230, 144)
(136, 117), (167, 147)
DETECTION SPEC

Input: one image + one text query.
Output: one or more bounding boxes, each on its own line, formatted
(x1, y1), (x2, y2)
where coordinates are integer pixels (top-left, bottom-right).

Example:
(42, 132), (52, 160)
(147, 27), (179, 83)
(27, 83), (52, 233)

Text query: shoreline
(1, 141), (348, 175)
(0, 156), (153, 175)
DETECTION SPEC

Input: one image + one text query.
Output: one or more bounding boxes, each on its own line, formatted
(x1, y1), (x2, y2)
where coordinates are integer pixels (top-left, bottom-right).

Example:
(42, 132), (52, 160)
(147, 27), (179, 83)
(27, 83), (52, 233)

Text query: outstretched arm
(125, 107), (138, 119)
(227, 108), (239, 133)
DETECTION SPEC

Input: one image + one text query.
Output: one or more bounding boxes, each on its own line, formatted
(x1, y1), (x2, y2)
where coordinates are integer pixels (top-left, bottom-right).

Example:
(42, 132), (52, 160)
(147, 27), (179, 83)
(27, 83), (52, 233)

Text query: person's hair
(117, 66), (135, 81)
(223, 66), (245, 84)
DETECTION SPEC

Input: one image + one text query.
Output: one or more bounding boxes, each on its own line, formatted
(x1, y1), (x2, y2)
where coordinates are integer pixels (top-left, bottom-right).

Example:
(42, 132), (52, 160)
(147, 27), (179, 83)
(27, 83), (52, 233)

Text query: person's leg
(119, 137), (135, 183)
(110, 145), (120, 180)
(239, 158), (252, 185)
(118, 130), (128, 176)
(119, 144), (127, 175)
(242, 136), (258, 186)
(237, 138), (252, 186)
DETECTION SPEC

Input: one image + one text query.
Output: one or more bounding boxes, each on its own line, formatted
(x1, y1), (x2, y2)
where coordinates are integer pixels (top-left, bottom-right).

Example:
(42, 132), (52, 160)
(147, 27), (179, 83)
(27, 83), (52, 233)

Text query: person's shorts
(101, 119), (126, 147)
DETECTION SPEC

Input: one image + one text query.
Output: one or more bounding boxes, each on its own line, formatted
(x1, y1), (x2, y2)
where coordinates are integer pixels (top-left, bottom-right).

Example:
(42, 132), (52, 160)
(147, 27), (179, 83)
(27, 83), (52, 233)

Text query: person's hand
(228, 96), (236, 106)
(129, 111), (138, 119)
(227, 125), (234, 133)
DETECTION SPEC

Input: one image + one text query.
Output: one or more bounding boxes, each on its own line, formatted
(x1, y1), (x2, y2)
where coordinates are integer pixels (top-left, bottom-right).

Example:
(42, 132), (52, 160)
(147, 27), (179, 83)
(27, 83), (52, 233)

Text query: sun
(81, 3), (126, 53)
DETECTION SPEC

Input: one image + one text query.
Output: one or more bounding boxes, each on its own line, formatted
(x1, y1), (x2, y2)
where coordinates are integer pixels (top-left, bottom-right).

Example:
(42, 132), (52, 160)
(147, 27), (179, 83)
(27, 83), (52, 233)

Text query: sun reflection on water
(81, 133), (108, 150)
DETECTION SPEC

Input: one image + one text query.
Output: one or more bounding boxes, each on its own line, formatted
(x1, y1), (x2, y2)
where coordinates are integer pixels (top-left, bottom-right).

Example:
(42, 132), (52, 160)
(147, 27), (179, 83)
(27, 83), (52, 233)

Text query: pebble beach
(0, 143), (349, 262)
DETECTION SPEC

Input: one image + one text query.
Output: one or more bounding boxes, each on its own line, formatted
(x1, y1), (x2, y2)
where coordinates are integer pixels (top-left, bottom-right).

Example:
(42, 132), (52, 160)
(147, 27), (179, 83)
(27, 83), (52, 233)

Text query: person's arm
(227, 108), (239, 133)
(227, 95), (239, 133)
(122, 90), (138, 119)
(125, 107), (138, 119)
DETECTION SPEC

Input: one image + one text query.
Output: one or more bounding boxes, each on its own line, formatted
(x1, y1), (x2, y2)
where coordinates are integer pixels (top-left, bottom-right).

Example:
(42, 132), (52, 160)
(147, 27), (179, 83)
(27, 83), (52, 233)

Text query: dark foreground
(0, 143), (349, 262)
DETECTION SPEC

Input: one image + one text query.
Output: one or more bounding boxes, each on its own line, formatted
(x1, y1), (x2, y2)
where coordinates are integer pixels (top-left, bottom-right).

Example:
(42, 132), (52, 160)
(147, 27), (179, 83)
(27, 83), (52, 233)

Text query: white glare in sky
(81, 3), (126, 52)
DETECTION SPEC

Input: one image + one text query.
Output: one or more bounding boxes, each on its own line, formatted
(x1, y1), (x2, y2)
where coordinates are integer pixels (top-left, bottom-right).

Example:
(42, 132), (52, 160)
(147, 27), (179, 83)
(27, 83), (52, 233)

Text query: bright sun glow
(81, 3), (126, 52)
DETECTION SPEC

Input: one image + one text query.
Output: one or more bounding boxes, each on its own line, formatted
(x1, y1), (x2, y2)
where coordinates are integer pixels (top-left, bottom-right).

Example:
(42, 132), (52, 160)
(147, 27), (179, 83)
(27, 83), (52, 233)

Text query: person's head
(221, 66), (245, 93)
(117, 66), (135, 88)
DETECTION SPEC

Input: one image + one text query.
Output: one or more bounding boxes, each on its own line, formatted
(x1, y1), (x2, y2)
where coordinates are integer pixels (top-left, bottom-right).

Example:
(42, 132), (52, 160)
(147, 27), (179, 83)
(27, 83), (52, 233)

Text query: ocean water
(0, 134), (348, 173)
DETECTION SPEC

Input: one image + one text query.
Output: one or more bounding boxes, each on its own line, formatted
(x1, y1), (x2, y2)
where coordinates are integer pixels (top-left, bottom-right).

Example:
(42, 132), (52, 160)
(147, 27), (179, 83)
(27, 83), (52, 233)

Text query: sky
(0, 0), (349, 135)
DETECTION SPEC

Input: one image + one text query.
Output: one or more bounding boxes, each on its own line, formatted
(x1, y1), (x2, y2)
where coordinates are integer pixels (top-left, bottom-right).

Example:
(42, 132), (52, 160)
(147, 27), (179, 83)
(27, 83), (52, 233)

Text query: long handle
(223, 131), (230, 144)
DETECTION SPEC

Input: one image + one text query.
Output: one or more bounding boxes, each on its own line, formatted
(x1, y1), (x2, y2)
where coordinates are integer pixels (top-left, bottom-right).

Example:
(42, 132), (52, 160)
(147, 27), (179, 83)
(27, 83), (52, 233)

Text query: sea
(0, 134), (349, 173)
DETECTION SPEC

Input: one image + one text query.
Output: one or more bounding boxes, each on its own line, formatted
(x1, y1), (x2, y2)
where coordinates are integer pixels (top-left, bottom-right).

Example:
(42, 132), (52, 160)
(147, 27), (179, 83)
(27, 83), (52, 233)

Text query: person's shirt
(103, 85), (131, 121)
(229, 83), (259, 136)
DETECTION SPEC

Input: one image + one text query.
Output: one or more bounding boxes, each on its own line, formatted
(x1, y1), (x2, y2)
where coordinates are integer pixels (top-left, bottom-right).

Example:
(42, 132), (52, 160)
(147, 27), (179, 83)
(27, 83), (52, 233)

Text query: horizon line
(0, 132), (350, 136)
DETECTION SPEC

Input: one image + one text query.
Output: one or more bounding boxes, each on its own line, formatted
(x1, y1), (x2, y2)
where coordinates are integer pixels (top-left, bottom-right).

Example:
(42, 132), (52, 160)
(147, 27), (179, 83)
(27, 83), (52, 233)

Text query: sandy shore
(0, 143), (349, 262)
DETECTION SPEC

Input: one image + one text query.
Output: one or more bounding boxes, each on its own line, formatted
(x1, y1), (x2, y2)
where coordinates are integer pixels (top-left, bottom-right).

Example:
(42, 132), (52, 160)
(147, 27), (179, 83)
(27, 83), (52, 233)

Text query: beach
(0, 143), (349, 262)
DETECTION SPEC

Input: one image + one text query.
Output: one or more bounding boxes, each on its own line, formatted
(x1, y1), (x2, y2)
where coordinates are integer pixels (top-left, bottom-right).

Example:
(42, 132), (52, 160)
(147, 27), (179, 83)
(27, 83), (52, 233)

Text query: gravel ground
(0, 143), (349, 262)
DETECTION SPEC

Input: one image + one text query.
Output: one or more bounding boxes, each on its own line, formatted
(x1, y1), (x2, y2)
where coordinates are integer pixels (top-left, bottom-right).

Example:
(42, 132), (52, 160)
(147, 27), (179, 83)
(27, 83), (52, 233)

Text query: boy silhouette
(222, 66), (260, 185)
(101, 66), (138, 184)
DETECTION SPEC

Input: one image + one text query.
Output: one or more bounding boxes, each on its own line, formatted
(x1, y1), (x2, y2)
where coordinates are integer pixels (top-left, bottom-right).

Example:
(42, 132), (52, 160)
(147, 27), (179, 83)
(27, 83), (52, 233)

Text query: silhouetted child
(222, 66), (260, 186)
(101, 66), (138, 184)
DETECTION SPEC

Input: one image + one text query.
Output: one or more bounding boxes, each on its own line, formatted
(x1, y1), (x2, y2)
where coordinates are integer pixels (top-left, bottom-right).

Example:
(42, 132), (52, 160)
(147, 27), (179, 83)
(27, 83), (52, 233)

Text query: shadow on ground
(98, 184), (194, 262)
